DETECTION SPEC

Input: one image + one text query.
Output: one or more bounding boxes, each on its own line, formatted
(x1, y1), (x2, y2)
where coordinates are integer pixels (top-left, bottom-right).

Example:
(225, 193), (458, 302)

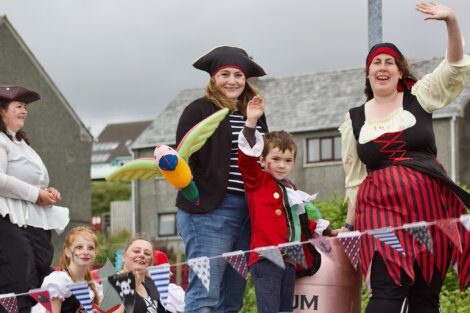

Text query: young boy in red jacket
(238, 96), (332, 313)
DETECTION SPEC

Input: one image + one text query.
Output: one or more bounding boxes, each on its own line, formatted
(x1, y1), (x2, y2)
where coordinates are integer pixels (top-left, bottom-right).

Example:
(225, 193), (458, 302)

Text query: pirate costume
(0, 86), (69, 313)
(340, 43), (470, 311)
(176, 46), (268, 312)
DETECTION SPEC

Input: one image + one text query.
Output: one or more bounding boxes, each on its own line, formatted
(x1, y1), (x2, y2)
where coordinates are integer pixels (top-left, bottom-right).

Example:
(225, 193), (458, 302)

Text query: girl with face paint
(41, 227), (101, 313)
(339, 2), (469, 313)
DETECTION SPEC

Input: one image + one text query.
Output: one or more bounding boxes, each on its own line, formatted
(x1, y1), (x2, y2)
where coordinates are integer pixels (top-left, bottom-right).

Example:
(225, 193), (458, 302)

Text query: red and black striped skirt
(355, 165), (469, 289)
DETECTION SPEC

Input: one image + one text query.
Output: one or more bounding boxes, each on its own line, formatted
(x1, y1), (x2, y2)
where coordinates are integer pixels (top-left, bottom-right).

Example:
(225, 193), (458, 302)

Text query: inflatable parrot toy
(106, 108), (229, 205)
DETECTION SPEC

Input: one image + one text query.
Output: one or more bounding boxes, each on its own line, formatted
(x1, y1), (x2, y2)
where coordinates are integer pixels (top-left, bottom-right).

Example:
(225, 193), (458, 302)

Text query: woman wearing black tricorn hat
(338, 2), (469, 312)
(0, 86), (69, 313)
(176, 46), (268, 312)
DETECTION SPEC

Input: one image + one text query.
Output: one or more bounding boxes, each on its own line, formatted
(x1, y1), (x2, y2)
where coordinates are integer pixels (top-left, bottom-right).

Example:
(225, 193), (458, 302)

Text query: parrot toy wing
(106, 108), (229, 205)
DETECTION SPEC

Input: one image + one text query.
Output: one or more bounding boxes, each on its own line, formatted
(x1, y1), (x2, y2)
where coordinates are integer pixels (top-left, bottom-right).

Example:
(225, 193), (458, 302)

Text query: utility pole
(368, 0), (383, 49)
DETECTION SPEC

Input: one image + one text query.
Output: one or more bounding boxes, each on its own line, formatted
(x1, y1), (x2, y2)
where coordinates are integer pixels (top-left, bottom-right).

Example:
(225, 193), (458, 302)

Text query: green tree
(91, 181), (131, 215)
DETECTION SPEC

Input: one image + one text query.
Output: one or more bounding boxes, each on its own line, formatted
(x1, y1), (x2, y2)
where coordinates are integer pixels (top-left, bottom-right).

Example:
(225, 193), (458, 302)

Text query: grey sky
(0, 0), (468, 136)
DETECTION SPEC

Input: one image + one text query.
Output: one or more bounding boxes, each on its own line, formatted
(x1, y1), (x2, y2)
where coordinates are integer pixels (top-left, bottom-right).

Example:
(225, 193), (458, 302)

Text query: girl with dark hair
(176, 46), (268, 312)
(0, 86), (69, 313)
(339, 3), (469, 312)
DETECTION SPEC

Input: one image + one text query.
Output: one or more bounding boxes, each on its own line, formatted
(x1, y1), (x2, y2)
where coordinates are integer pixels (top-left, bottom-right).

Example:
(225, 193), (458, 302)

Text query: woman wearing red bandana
(339, 3), (469, 313)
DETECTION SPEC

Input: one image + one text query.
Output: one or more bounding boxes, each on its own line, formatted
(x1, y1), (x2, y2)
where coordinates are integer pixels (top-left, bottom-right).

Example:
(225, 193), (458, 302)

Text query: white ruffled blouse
(339, 55), (470, 208)
(0, 132), (69, 233)
(41, 271), (102, 301)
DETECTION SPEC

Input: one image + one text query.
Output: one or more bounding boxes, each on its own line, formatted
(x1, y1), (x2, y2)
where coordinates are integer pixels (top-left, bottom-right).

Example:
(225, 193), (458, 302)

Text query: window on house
(307, 136), (342, 163)
(158, 213), (177, 237)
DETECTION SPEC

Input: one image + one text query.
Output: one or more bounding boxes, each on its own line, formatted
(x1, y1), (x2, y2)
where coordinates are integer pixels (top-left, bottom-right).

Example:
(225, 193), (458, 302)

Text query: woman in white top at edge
(0, 86), (69, 313)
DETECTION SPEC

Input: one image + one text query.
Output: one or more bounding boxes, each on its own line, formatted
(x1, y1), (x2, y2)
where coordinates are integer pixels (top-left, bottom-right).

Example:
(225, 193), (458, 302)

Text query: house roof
(0, 16), (93, 142)
(131, 57), (470, 150)
(92, 120), (152, 164)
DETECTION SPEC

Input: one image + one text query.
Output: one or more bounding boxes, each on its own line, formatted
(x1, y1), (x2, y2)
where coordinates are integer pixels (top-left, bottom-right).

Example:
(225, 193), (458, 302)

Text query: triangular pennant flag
(369, 227), (405, 254)
(187, 257), (211, 292)
(69, 281), (93, 313)
(222, 250), (248, 280)
(310, 233), (332, 254)
(0, 293), (17, 313)
(148, 264), (171, 309)
(403, 221), (433, 252)
(460, 214), (470, 232)
(97, 260), (122, 311)
(29, 289), (52, 313)
(436, 219), (462, 252)
(108, 272), (136, 313)
(254, 246), (285, 269)
(278, 242), (307, 268)
(337, 231), (361, 270)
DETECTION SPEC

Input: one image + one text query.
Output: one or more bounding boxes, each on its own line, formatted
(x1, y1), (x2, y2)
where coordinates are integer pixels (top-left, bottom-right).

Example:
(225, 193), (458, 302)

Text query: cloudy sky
(0, 0), (468, 136)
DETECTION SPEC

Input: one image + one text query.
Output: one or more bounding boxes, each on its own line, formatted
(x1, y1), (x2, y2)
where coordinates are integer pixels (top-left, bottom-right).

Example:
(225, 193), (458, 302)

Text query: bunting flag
(0, 293), (17, 313)
(97, 260), (122, 311)
(108, 272), (136, 313)
(403, 221), (433, 252)
(337, 231), (361, 270)
(28, 289), (52, 313)
(436, 219), (462, 252)
(222, 250), (248, 280)
(460, 214), (470, 232)
(254, 246), (285, 269)
(365, 263), (372, 293)
(369, 227), (404, 254)
(310, 233), (332, 254)
(148, 264), (171, 309)
(187, 257), (211, 292)
(279, 242), (307, 268)
(69, 281), (93, 313)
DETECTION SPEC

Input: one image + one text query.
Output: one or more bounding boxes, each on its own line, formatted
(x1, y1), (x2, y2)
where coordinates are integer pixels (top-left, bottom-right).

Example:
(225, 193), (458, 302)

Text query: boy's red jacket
(238, 149), (297, 266)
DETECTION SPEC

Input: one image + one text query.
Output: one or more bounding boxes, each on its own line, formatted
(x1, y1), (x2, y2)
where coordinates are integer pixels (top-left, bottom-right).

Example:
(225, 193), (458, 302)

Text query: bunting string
(1, 215), (468, 302)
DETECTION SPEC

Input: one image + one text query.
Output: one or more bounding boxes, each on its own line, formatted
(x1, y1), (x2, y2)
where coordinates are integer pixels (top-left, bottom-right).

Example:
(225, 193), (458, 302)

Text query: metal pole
(368, 0), (383, 49)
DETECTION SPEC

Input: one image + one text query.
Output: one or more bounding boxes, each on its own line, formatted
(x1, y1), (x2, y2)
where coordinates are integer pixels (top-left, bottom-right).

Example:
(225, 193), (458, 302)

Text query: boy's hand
(246, 95), (264, 128)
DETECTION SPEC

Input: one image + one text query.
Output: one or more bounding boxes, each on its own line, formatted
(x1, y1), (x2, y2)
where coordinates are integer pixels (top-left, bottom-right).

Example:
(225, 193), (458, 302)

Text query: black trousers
(0, 215), (53, 313)
(366, 253), (444, 313)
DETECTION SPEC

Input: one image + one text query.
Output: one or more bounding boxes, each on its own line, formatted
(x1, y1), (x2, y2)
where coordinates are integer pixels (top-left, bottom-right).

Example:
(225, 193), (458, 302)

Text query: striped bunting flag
(187, 257), (211, 292)
(69, 281), (93, 313)
(254, 246), (285, 269)
(460, 214), (470, 232)
(436, 219), (462, 252)
(403, 221), (433, 252)
(337, 231), (361, 270)
(222, 250), (248, 280)
(0, 293), (17, 313)
(148, 264), (171, 309)
(279, 241), (307, 268)
(369, 227), (404, 254)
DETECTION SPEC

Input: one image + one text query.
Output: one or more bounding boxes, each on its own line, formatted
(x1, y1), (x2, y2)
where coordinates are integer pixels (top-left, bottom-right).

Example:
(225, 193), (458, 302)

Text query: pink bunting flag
(337, 231), (361, 270)
(310, 233), (332, 254)
(436, 219), (462, 252)
(29, 289), (52, 313)
(403, 221), (433, 252)
(460, 214), (470, 232)
(254, 246), (285, 269)
(187, 257), (211, 292)
(0, 293), (18, 313)
(222, 250), (248, 280)
(278, 242), (307, 268)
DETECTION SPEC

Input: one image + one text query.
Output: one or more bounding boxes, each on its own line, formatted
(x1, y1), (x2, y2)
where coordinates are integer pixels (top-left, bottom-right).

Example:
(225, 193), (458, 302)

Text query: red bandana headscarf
(366, 43), (416, 91)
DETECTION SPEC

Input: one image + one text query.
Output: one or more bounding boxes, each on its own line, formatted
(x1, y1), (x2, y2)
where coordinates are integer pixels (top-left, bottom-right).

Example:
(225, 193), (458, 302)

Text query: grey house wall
(0, 17), (92, 262)
(458, 101), (470, 186)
